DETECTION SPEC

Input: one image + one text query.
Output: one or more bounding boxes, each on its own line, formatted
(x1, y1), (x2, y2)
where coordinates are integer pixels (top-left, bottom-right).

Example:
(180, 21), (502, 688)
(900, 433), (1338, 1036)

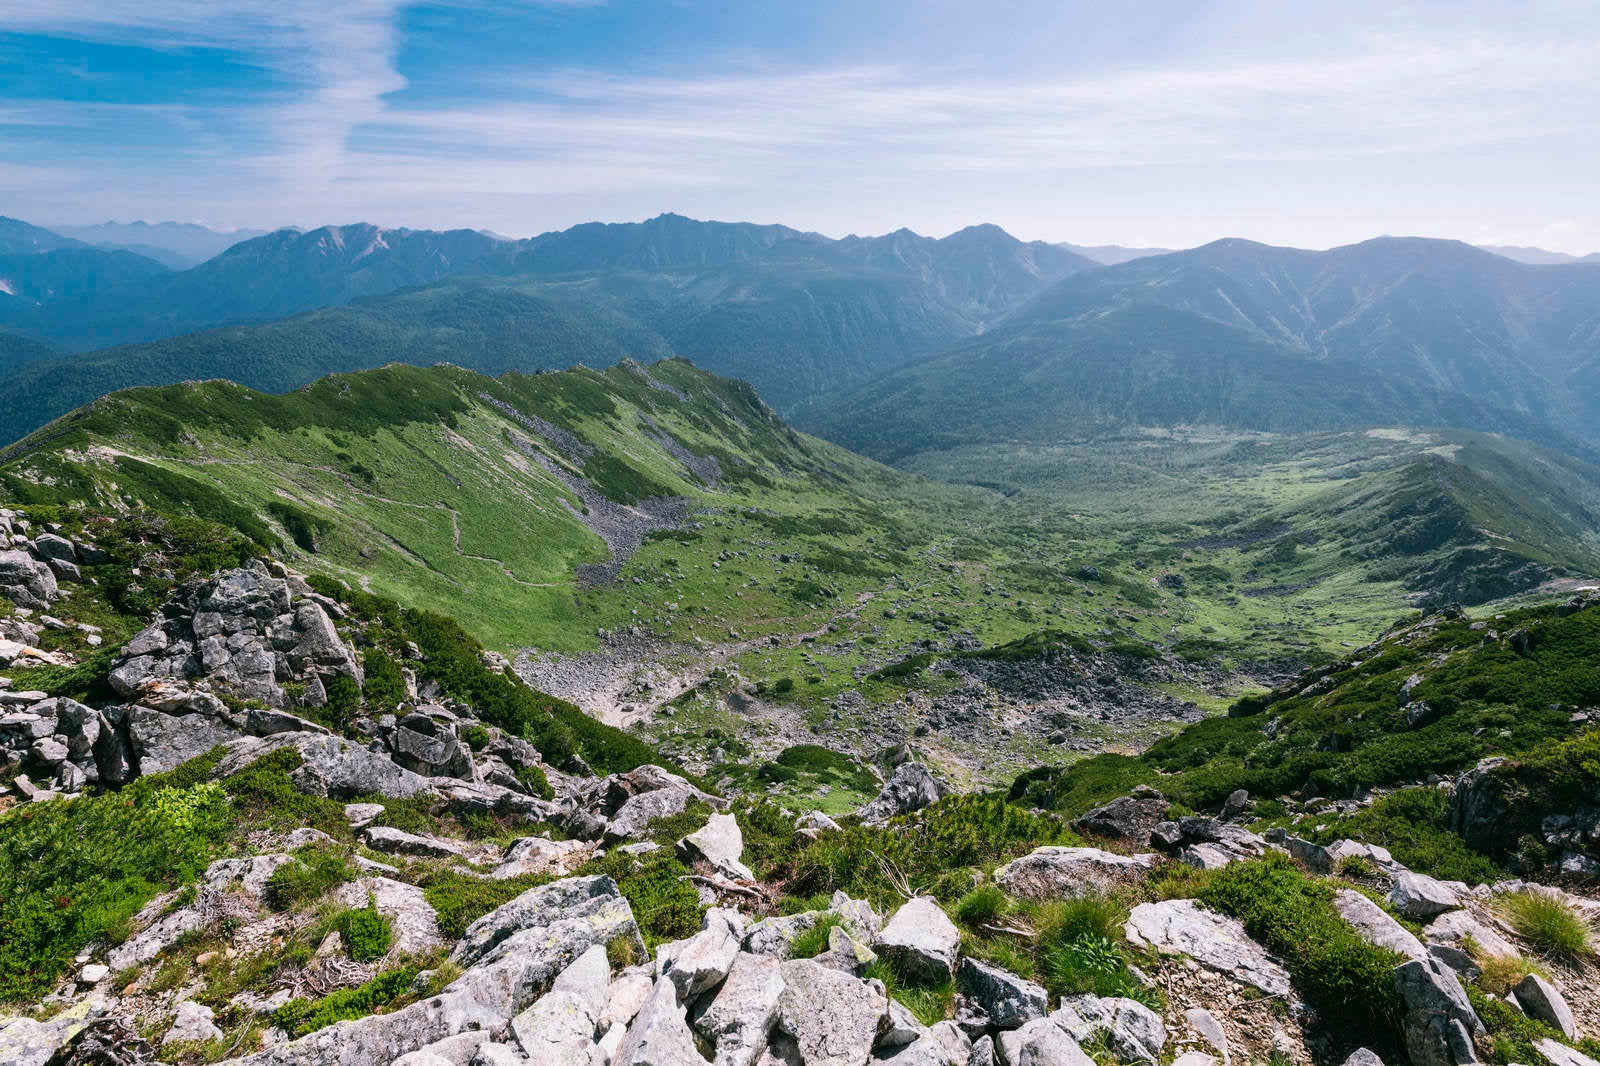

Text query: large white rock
(995, 1018), (1095, 1066)
(994, 847), (1155, 902)
(1333, 889), (1427, 961)
(773, 958), (888, 1066)
(509, 946), (610, 1065)
(692, 952), (786, 1066)
(874, 897), (961, 981)
(657, 909), (744, 999)
(163, 1001), (223, 1046)
(678, 812), (755, 881)
(1389, 872), (1461, 921)
(1124, 900), (1290, 996)
(613, 979), (704, 1066)
(956, 958), (1047, 1031)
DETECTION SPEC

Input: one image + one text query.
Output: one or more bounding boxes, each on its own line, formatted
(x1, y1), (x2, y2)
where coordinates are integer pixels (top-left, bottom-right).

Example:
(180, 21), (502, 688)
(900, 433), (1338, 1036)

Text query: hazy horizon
(4, 1), (1598, 254)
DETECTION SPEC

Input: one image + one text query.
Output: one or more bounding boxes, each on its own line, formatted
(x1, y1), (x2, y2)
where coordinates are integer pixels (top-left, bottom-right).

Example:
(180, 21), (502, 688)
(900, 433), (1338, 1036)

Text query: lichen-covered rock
(1124, 900), (1290, 996)
(874, 897), (960, 982)
(1051, 997), (1165, 1064)
(995, 1018), (1095, 1066)
(857, 762), (951, 822)
(692, 951), (785, 1066)
(773, 958), (889, 1066)
(994, 847), (1155, 902)
(1513, 973), (1576, 1040)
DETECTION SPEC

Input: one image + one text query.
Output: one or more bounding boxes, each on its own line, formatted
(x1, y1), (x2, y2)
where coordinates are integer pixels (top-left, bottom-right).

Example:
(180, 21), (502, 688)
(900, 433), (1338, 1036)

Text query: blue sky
(2, 1), (1597, 252)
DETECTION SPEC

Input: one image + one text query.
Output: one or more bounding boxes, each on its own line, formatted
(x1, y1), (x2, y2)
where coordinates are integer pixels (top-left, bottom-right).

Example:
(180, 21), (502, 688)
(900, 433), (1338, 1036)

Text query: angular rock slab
(774, 958), (889, 1066)
(692, 951), (786, 1066)
(956, 957), (1047, 1031)
(993, 847), (1155, 902)
(875, 897), (961, 982)
(1124, 899), (1291, 996)
(1333, 889), (1427, 961)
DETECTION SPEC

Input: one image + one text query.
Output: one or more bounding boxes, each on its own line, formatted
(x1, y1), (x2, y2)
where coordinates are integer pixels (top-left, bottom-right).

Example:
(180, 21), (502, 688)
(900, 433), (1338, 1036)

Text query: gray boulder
(1051, 997), (1164, 1064)
(391, 711), (476, 779)
(1333, 889), (1427, 960)
(995, 1018), (1094, 1066)
(875, 897), (961, 982)
(508, 944), (610, 1065)
(858, 762), (951, 822)
(1071, 786), (1168, 846)
(1389, 872), (1462, 920)
(163, 1001), (223, 1046)
(1535, 1040), (1600, 1066)
(128, 707), (240, 775)
(692, 951), (786, 1066)
(0, 549), (58, 608)
(1393, 957), (1484, 1066)
(956, 958), (1047, 1031)
(613, 979), (704, 1066)
(609, 785), (710, 842)
(657, 908), (744, 999)
(453, 875), (644, 967)
(1513, 973), (1577, 1040)
(994, 847), (1154, 902)
(363, 825), (469, 860)
(1341, 1051), (1385, 1066)
(742, 911), (823, 959)
(774, 958), (889, 1066)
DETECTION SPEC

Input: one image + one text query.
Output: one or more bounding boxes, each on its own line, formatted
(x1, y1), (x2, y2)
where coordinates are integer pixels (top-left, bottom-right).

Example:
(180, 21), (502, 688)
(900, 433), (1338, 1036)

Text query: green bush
(1200, 855), (1403, 1034)
(0, 770), (230, 999)
(264, 849), (355, 911)
(580, 849), (704, 949)
(420, 869), (553, 941)
(460, 725), (491, 751)
(336, 901), (393, 962)
(273, 966), (420, 1037)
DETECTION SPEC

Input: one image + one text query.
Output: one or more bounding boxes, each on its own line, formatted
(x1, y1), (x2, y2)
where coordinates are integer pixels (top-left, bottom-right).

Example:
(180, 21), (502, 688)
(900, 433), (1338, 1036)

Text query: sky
(2, 1), (1597, 252)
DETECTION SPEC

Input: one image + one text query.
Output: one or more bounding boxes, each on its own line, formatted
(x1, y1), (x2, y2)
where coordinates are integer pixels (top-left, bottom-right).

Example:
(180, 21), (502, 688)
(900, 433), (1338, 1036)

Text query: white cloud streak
(1, 3), (1597, 249)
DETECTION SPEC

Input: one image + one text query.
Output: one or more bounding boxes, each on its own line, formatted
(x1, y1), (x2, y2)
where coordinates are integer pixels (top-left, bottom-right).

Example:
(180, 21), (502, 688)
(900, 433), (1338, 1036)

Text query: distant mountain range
(802, 236), (1600, 461)
(47, 220), (270, 270)
(1057, 242), (1176, 265)
(0, 215), (1093, 443)
(1477, 244), (1600, 266)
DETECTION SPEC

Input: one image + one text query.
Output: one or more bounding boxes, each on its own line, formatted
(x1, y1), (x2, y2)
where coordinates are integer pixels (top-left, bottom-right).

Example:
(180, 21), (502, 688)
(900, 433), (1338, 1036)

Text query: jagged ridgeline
(0, 358), (920, 649)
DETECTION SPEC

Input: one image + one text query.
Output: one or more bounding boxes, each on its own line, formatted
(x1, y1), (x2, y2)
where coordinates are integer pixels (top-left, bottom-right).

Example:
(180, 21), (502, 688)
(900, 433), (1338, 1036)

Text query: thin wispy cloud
(1, 2), (1596, 250)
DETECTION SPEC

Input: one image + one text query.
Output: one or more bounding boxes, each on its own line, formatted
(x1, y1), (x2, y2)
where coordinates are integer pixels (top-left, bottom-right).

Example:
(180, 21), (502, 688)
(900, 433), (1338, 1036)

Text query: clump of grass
(954, 883), (1009, 927)
(1498, 891), (1594, 962)
(1032, 893), (1155, 1008)
(864, 956), (954, 1025)
(1471, 944), (1549, 996)
(787, 915), (846, 960)
(272, 966), (420, 1037)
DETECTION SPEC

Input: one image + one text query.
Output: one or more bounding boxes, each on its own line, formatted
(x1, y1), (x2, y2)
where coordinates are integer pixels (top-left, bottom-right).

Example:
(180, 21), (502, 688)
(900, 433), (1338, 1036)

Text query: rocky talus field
(0, 493), (1597, 1066)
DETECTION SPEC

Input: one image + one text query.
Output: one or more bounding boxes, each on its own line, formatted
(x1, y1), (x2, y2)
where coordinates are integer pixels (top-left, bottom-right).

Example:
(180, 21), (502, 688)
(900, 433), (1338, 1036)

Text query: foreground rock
(874, 897), (961, 982)
(1123, 900), (1291, 996)
(994, 847), (1155, 902)
(233, 877), (641, 1066)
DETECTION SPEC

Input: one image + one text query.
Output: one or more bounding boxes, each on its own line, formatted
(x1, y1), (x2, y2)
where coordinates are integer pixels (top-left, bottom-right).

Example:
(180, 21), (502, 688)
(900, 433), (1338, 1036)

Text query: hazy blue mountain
(1058, 242), (1177, 265)
(0, 212), (1095, 353)
(0, 331), (57, 377)
(0, 217), (86, 256)
(1479, 244), (1600, 266)
(803, 237), (1600, 461)
(51, 220), (270, 269)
